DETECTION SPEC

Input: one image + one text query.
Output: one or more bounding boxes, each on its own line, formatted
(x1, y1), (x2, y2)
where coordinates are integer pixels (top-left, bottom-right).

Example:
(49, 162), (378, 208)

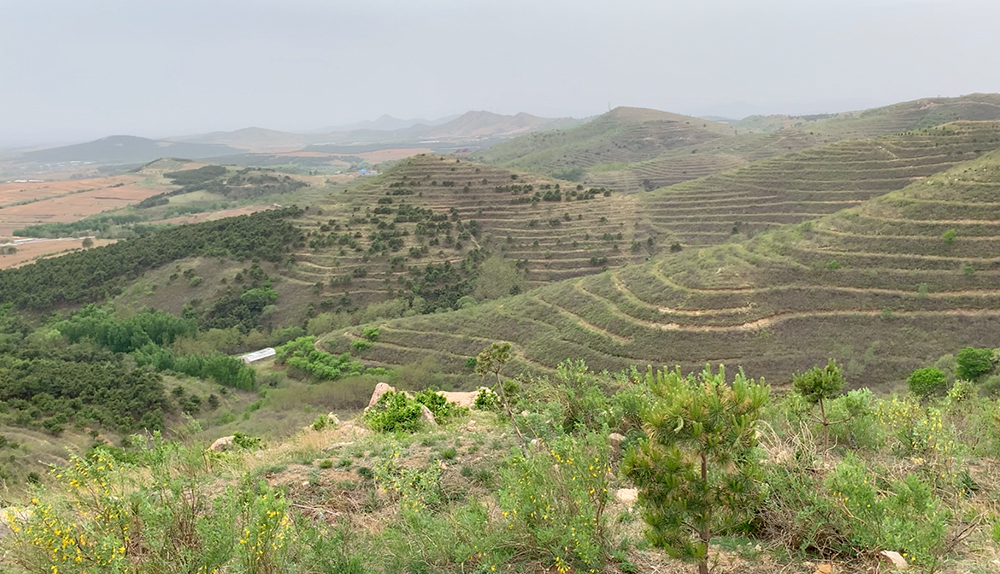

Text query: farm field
(332, 148), (1000, 390)
(0, 182), (165, 236)
(0, 237), (115, 269)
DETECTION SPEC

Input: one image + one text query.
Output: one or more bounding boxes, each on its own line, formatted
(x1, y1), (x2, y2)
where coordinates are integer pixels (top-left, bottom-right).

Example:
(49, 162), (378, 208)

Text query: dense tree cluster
(0, 208), (302, 310)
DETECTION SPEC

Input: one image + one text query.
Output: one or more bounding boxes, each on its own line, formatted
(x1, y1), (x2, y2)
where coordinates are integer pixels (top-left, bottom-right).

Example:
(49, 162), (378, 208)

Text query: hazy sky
(3, 0), (1000, 145)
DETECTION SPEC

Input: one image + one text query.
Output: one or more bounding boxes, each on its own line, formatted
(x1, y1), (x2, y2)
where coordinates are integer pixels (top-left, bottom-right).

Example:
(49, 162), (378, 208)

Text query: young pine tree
(792, 359), (844, 445)
(623, 365), (769, 574)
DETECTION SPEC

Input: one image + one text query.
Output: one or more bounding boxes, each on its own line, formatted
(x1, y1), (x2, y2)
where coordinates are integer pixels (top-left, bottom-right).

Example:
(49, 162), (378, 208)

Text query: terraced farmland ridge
(641, 121), (1000, 246)
(486, 94), (1000, 194)
(282, 155), (655, 314)
(333, 149), (1000, 389)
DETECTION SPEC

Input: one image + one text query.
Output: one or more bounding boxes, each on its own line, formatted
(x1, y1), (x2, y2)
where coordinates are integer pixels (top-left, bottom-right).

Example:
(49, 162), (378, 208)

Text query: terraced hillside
(585, 130), (832, 192)
(332, 150), (1000, 389)
(639, 121), (1000, 246)
(479, 107), (736, 178)
(277, 154), (655, 315)
(807, 93), (1000, 139)
(486, 94), (1000, 194)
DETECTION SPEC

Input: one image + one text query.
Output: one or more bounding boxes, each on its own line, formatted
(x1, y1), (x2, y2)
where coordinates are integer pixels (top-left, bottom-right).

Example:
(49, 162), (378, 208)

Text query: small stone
(324, 441), (354, 452)
(615, 488), (638, 505)
(879, 550), (908, 570)
(814, 564), (833, 574)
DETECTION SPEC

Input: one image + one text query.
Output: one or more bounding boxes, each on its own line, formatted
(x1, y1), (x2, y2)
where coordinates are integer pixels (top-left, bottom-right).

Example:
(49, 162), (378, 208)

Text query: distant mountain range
(10, 111), (584, 165)
(173, 111), (582, 151)
(18, 136), (242, 165)
(313, 114), (461, 133)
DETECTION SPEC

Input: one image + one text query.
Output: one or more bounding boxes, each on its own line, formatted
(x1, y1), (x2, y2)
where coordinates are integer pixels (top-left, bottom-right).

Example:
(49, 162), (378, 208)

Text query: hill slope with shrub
(485, 94), (1000, 193)
(332, 149), (1000, 389)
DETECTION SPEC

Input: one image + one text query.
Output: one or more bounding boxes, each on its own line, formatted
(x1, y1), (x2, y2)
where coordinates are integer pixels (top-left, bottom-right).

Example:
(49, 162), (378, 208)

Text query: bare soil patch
(0, 183), (162, 236)
(0, 237), (115, 269)
(154, 205), (271, 227)
(355, 148), (434, 163)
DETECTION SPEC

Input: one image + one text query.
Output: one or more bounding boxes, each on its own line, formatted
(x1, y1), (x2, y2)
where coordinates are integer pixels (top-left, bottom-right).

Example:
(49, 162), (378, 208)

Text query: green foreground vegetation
(5, 350), (1000, 573)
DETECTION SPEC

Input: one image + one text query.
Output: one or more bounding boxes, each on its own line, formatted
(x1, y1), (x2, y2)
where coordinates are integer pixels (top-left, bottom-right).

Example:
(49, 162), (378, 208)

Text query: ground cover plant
(3, 348), (1000, 573)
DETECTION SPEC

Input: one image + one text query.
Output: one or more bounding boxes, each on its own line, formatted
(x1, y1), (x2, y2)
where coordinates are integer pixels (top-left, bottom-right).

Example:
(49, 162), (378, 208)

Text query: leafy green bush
(473, 386), (500, 411)
(351, 339), (372, 352)
(362, 327), (380, 342)
(173, 352), (257, 390)
(956, 347), (995, 381)
(908, 367), (949, 397)
(363, 391), (423, 433)
(276, 336), (370, 381)
(413, 388), (466, 423)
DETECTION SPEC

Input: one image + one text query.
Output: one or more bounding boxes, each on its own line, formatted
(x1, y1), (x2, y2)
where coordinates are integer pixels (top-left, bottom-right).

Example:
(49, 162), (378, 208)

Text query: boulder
(439, 391), (477, 407)
(367, 382), (395, 408)
(879, 551), (908, 570)
(420, 404), (438, 427)
(208, 435), (235, 452)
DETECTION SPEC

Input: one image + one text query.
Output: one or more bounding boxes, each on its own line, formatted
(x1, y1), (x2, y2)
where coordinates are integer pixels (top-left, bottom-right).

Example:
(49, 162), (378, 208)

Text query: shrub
(373, 444), (444, 512)
(3, 436), (292, 574)
(233, 432), (262, 450)
(276, 336), (368, 381)
(473, 386), (500, 411)
(413, 388), (466, 423)
(351, 339), (372, 352)
(908, 367), (949, 398)
(364, 391), (423, 433)
(498, 432), (612, 572)
(361, 326), (380, 342)
(956, 347), (994, 381)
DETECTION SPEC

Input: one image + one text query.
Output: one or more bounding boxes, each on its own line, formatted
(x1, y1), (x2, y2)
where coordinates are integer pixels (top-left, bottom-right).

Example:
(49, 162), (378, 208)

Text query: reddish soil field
(356, 148), (433, 162)
(0, 183), (163, 236)
(0, 175), (145, 208)
(0, 238), (115, 269)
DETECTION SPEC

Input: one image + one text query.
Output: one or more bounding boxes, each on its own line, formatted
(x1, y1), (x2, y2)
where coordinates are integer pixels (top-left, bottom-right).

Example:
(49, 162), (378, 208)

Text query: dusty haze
(2, 0), (999, 146)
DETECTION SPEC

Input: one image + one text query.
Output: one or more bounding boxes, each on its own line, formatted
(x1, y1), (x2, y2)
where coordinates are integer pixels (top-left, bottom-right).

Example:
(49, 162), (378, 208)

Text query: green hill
(484, 94), (1000, 194)
(331, 148), (1000, 388)
(478, 107), (737, 178)
(639, 121), (1000, 245)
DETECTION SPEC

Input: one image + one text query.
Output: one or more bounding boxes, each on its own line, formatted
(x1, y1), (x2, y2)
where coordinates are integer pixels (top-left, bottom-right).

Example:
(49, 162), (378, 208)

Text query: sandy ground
(356, 148), (434, 163)
(153, 205), (271, 227)
(0, 237), (115, 269)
